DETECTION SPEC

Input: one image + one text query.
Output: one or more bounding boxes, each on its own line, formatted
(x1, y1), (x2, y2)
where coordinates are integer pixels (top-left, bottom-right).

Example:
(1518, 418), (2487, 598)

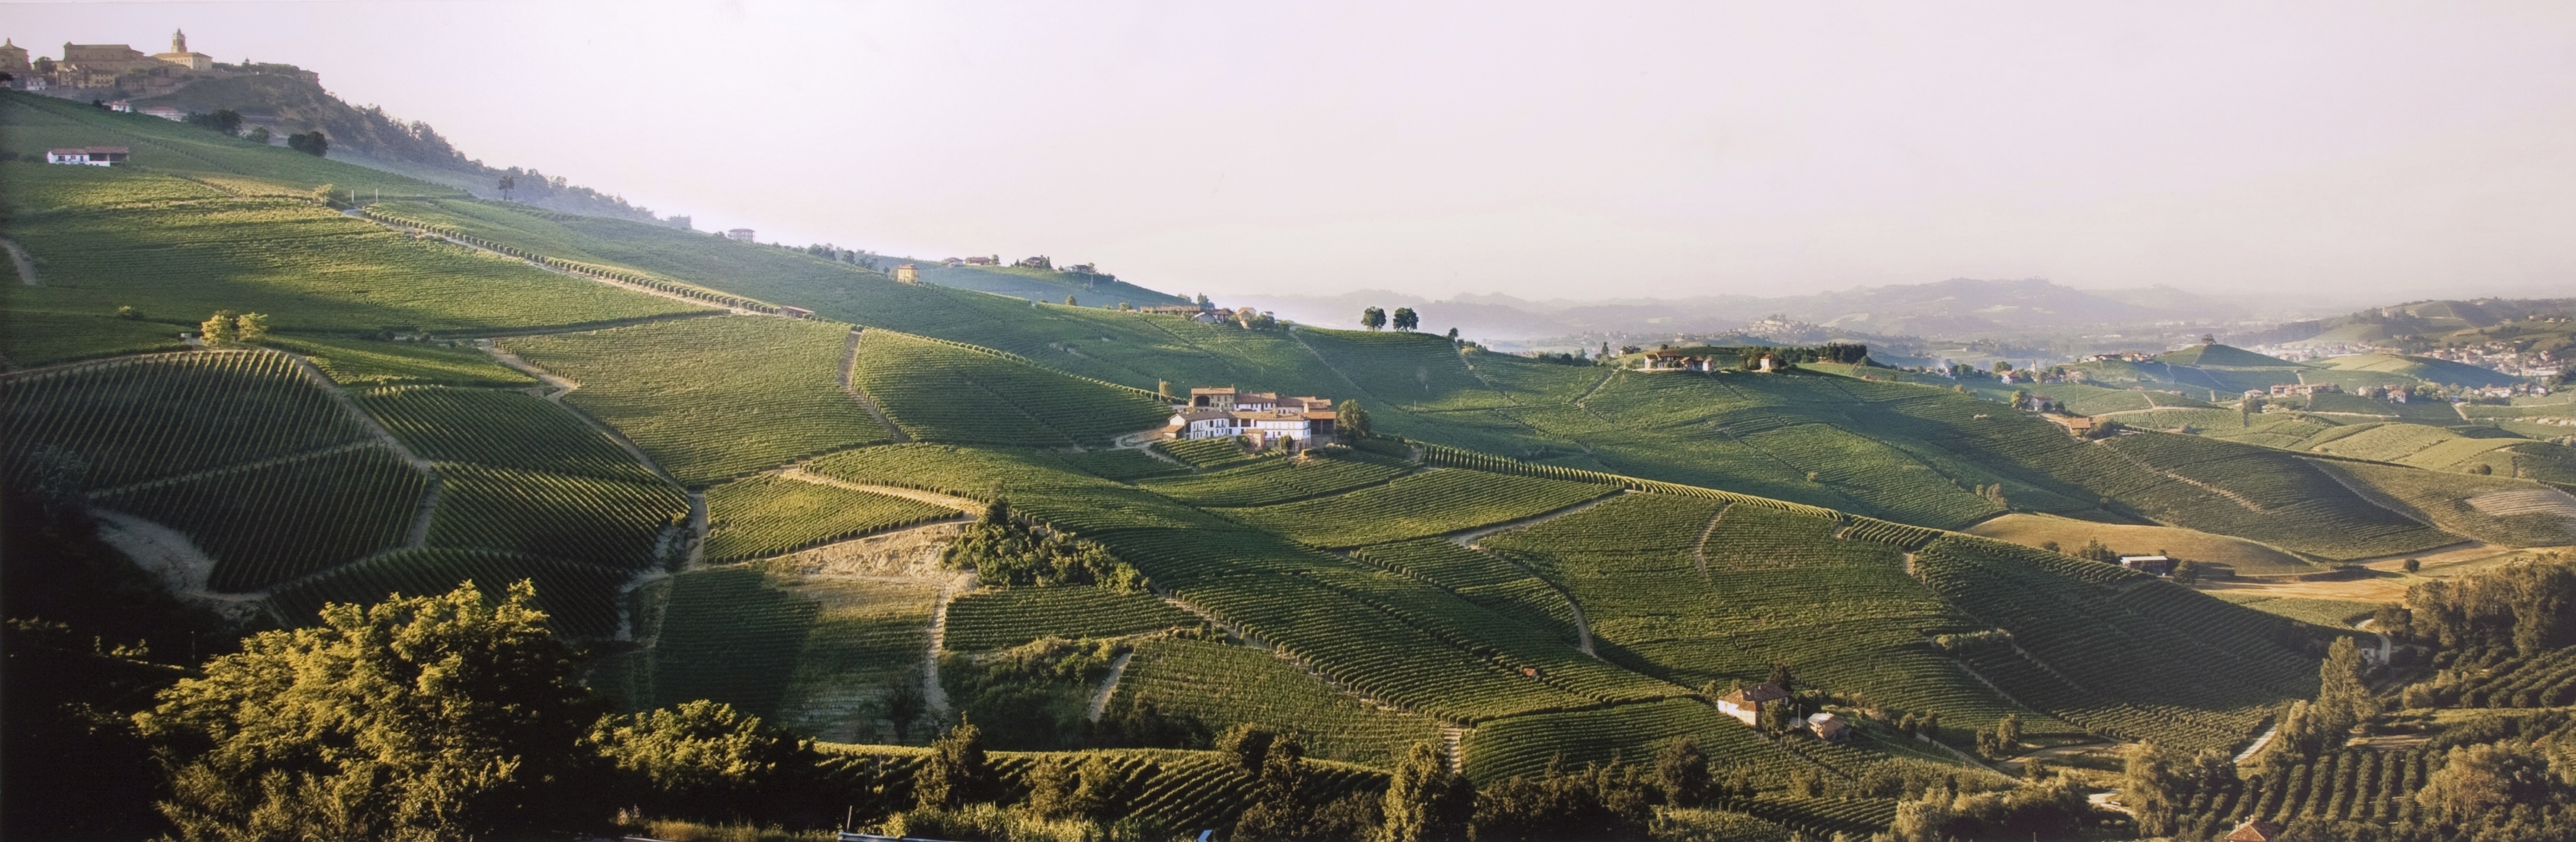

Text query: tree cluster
(285, 130), (329, 157)
(1358, 306), (1421, 332)
(183, 107), (243, 137)
(2385, 555), (2576, 657)
(196, 310), (270, 345)
(944, 500), (1148, 590)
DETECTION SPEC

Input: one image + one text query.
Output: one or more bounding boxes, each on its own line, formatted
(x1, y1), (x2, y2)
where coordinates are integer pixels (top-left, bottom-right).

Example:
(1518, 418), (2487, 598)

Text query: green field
(700, 474), (959, 563)
(501, 316), (895, 484)
(1211, 470), (1616, 547)
(3, 350), (371, 486)
(849, 328), (1172, 447)
(269, 336), (535, 387)
(2308, 460), (2576, 547)
(1, 91), (451, 196)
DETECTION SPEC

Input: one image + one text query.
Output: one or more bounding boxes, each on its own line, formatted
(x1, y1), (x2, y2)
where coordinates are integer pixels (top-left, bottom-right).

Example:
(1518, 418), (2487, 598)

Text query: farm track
(1447, 491), (1636, 658)
(841, 329), (911, 443)
(1692, 503), (1735, 580)
(1084, 651), (1133, 722)
(405, 477), (444, 549)
(280, 353), (431, 468)
(684, 492), (707, 568)
(923, 572), (975, 719)
(2, 237), (37, 285)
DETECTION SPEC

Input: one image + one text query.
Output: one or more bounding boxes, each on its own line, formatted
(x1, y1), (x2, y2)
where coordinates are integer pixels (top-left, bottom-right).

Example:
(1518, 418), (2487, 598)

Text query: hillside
(13, 80), (2576, 841)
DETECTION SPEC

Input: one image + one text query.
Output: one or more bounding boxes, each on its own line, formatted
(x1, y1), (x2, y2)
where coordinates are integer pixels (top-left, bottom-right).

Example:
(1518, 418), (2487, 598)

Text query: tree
(234, 312), (270, 344)
(912, 719), (993, 809)
(1889, 795), (1952, 842)
(1392, 307), (1419, 332)
(286, 130), (329, 157)
(185, 108), (243, 137)
(1361, 306), (1387, 332)
(2121, 741), (2190, 836)
(1337, 399), (1373, 439)
(591, 699), (816, 822)
(1995, 713), (2022, 753)
(132, 582), (607, 841)
(1652, 737), (1711, 807)
(1446, 328), (1460, 343)
(198, 310), (239, 345)
(1064, 294), (1078, 306)
(246, 126), (271, 144)
(1234, 732), (1316, 841)
(2403, 557), (2422, 573)
(2316, 636), (2375, 737)
(1767, 662), (1795, 696)
(2171, 559), (2203, 585)
(1380, 742), (1471, 842)
(878, 676), (925, 743)
(2416, 743), (2555, 821)
(1197, 293), (1213, 308)
(1219, 722), (1280, 775)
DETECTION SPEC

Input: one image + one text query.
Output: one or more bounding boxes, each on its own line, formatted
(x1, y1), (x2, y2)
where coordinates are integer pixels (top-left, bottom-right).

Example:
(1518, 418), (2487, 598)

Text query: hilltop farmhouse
(1715, 682), (1788, 726)
(1165, 387), (1338, 450)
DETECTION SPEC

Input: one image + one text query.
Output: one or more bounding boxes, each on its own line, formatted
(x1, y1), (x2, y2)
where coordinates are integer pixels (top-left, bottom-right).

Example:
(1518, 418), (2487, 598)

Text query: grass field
(1, 91), (452, 196)
(1963, 513), (2323, 575)
(2208, 594), (2385, 627)
(501, 316), (895, 484)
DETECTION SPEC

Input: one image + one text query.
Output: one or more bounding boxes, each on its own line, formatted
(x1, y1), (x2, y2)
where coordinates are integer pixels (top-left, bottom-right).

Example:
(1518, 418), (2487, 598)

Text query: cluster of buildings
(2419, 343), (2563, 379)
(2, 31), (290, 95)
(1638, 351), (1785, 372)
(1162, 387), (1338, 450)
(1713, 682), (1849, 741)
(2253, 382), (2346, 399)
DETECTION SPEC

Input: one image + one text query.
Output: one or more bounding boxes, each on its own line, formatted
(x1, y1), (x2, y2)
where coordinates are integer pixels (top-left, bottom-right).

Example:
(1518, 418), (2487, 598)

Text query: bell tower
(173, 29), (187, 54)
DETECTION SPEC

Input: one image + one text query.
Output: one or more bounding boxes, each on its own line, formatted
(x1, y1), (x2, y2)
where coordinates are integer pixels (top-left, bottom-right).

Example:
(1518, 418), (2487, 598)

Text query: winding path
(1084, 651), (1134, 722)
(2, 237), (37, 286)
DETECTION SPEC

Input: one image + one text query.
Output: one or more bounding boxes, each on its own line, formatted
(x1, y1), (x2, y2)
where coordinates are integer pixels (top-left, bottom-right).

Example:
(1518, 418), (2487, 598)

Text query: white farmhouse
(1715, 682), (1787, 727)
(47, 146), (129, 166)
(1166, 387), (1338, 450)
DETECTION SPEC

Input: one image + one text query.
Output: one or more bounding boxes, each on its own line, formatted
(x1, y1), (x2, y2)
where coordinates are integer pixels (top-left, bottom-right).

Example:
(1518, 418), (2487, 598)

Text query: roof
(50, 146), (130, 154)
(2226, 820), (2284, 842)
(1719, 682), (1787, 705)
(2119, 556), (2172, 563)
(1191, 387), (1238, 395)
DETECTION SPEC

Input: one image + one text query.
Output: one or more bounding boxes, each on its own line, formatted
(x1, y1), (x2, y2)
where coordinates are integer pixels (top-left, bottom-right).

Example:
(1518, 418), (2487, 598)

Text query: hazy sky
(12, 2), (2575, 302)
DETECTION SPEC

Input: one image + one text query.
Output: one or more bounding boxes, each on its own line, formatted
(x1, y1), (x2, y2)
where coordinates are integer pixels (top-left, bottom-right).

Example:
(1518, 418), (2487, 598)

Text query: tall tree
(1381, 741), (1471, 842)
(198, 310), (239, 345)
(234, 312), (270, 344)
(1335, 400), (1372, 439)
(1652, 737), (1711, 807)
(132, 582), (607, 841)
(1391, 307), (1418, 332)
(912, 719), (993, 809)
(1361, 306), (1387, 332)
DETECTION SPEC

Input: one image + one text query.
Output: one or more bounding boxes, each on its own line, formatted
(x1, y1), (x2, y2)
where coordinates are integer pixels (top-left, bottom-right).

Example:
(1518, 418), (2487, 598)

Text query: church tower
(172, 29), (187, 54)
(154, 29), (212, 71)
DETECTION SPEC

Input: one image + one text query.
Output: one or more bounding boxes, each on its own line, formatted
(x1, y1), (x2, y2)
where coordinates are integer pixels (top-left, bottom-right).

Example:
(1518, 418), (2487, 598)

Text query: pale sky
(11, 1), (2575, 302)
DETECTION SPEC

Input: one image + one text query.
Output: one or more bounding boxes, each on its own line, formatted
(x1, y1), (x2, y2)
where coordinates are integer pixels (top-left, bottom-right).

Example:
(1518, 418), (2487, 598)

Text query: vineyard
(356, 385), (662, 481)
(7, 194), (702, 335)
(2309, 460), (2576, 547)
(699, 474), (959, 563)
(1961, 513), (2323, 576)
(424, 463), (687, 567)
(0, 309), (190, 366)
(2084, 432), (2462, 560)
(1210, 470), (1617, 547)
(1459, 698), (1805, 782)
(1136, 451), (1413, 507)
(1153, 437), (1264, 469)
(94, 445), (428, 592)
(1107, 637), (1445, 768)
(765, 571), (945, 742)
(501, 316), (895, 484)
(641, 566), (824, 718)
(806, 744), (1389, 833)
(3, 350), (371, 487)
(847, 329), (1172, 447)
(1479, 495), (2080, 742)
(1, 90), (447, 196)
(941, 586), (1197, 651)
(270, 336), (535, 387)
(266, 547), (634, 639)
(1910, 535), (2319, 752)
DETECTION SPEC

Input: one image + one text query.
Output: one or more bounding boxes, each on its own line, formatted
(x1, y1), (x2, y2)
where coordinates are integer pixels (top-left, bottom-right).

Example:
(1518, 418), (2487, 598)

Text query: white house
(2119, 555), (2174, 576)
(1715, 682), (1787, 727)
(725, 229), (756, 243)
(1166, 387), (1338, 450)
(47, 146), (130, 166)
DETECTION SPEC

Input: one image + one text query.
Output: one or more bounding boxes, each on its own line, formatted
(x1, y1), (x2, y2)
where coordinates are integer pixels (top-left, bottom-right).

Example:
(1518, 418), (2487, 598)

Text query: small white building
(107, 100), (133, 113)
(1166, 387), (1338, 450)
(47, 146), (130, 166)
(2119, 555), (2174, 576)
(1715, 682), (1787, 727)
(1807, 712), (1850, 741)
(725, 229), (756, 243)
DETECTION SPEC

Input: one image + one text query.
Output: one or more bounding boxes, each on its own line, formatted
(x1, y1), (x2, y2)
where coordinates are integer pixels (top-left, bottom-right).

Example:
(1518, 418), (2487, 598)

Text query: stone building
(154, 30), (213, 72)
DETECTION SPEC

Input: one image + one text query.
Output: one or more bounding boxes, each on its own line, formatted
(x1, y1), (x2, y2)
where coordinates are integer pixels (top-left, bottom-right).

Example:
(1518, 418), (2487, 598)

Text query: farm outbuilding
(47, 146), (129, 166)
(1806, 712), (1850, 741)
